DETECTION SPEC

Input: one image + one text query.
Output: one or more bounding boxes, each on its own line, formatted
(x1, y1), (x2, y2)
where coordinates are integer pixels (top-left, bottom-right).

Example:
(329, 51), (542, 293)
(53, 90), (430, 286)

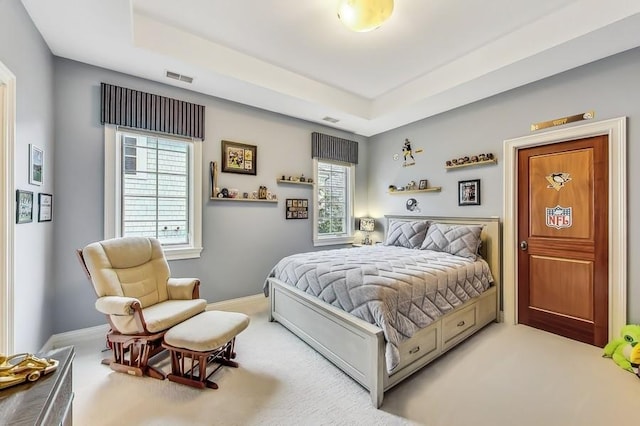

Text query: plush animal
(632, 343), (640, 378)
(603, 324), (640, 373)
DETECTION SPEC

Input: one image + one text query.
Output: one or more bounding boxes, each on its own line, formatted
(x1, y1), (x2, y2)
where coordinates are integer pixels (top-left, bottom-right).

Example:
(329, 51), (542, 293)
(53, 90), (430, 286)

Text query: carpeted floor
(69, 298), (640, 426)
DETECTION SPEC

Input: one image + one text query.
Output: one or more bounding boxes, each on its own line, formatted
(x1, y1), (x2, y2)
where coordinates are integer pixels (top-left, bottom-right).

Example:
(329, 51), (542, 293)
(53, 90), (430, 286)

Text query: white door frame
(0, 61), (15, 354)
(503, 117), (627, 341)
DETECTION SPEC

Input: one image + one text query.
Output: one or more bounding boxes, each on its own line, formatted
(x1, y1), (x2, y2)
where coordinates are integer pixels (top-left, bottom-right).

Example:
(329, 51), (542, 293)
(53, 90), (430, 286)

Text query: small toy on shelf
(445, 152), (496, 168)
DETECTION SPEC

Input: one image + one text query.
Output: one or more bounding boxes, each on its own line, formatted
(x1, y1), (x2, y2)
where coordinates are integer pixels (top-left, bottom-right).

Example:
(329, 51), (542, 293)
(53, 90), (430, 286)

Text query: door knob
(520, 241), (528, 251)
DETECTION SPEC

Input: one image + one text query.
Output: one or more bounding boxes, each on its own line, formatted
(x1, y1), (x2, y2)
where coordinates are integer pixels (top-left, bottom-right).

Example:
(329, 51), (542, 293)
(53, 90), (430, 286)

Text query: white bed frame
(268, 216), (501, 408)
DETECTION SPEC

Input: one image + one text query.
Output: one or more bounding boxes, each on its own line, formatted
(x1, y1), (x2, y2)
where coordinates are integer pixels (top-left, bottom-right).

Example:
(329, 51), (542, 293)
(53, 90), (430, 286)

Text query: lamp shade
(359, 217), (375, 232)
(337, 0), (394, 32)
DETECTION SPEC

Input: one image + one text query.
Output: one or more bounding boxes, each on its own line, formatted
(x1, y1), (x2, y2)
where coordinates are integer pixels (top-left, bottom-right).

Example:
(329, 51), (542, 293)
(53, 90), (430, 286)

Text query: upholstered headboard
(383, 215), (501, 290)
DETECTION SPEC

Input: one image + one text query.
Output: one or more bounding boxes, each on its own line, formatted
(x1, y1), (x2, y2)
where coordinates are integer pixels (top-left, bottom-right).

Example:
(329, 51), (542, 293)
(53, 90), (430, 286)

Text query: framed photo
(16, 190), (33, 224)
(38, 193), (53, 222)
(458, 179), (481, 206)
(221, 140), (257, 175)
(286, 198), (309, 220)
(29, 144), (44, 185)
(419, 179), (428, 190)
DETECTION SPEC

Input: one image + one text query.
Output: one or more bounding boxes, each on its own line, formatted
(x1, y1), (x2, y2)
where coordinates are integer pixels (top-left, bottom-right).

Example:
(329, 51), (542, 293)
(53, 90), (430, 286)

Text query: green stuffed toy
(603, 324), (640, 374)
(631, 343), (640, 378)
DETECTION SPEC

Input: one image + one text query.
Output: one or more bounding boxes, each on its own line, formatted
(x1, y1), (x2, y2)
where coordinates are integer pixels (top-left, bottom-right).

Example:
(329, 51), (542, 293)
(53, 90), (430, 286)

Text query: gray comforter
(265, 245), (494, 373)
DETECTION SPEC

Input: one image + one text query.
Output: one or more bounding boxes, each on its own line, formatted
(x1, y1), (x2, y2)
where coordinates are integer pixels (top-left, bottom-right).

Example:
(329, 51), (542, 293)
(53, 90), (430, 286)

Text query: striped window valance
(311, 132), (358, 164)
(100, 83), (205, 139)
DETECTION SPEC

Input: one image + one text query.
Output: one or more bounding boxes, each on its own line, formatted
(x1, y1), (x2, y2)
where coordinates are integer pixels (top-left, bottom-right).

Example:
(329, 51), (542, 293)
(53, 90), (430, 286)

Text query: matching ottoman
(162, 310), (250, 389)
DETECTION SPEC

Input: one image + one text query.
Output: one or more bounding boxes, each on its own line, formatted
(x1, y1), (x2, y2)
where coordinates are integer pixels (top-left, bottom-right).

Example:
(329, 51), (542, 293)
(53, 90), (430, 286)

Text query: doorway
(503, 117), (627, 343)
(517, 136), (608, 346)
(0, 60), (16, 354)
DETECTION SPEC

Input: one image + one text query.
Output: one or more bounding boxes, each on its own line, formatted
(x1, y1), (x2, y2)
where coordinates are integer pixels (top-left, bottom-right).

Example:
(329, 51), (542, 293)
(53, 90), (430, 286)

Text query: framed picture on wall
(458, 179), (481, 206)
(286, 198), (309, 220)
(29, 144), (44, 185)
(16, 190), (33, 224)
(38, 193), (53, 222)
(221, 140), (257, 175)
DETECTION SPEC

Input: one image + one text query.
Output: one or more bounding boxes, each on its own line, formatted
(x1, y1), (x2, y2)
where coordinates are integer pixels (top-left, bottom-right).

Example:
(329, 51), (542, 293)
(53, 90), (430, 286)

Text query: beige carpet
(70, 298), (640, 426)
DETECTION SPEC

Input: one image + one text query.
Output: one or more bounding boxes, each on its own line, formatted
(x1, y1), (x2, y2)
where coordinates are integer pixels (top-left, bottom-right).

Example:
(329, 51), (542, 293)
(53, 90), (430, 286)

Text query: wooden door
(517, 135), (608, 346)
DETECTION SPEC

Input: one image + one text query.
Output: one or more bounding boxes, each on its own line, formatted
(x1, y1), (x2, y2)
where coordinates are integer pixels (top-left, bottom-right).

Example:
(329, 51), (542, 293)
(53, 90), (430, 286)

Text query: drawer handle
(457, 320), (466, 327)
(409, 346), (420, 354)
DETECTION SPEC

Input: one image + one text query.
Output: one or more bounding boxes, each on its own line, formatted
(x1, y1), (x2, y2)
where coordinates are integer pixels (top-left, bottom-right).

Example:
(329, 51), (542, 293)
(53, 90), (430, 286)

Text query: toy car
(0, 353), (59, 390)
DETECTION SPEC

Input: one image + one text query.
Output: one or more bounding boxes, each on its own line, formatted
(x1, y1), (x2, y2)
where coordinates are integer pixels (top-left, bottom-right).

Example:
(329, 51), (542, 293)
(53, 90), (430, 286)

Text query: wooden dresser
(0, 346), (74, 425)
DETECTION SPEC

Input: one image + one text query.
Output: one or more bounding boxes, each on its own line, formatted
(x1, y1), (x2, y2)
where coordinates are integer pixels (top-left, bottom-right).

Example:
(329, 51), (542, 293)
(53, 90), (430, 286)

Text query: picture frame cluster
(17, 144), (52, 224)
(16, 190), (52, 223)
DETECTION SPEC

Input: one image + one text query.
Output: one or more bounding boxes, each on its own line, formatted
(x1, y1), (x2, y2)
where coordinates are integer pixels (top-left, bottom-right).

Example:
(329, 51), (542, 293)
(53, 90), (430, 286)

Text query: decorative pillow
(420, 223), (483, 260)
(383, 220), (429, 249)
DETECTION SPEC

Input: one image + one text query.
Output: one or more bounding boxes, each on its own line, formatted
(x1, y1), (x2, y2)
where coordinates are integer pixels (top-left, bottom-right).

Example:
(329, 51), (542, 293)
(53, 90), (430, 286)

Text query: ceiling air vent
(166, 71), (193, 84)
(322, 116), (340, 123)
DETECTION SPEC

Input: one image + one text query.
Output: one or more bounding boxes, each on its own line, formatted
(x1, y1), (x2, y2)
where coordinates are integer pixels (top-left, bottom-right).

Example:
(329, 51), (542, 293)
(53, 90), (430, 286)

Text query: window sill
(313, 236), (354, 247)
(164, 246), (203, 261)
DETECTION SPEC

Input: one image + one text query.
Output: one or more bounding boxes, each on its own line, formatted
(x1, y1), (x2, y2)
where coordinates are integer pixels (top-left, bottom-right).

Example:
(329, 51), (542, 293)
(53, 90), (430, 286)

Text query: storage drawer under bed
(442, 304), (477, 350)
(395, 323), (439, 371)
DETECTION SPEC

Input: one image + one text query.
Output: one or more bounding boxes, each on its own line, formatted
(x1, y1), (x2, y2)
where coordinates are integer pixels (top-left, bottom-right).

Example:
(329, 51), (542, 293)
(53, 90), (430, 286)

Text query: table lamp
(359, 217), (375, 245)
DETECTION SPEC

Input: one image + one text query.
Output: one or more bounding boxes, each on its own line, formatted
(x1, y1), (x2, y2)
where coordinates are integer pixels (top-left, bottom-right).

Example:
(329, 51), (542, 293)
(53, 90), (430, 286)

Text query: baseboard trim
(42, 323), (110, 352)
(207, 293), (265, 311)
(41, 294), (266, 350)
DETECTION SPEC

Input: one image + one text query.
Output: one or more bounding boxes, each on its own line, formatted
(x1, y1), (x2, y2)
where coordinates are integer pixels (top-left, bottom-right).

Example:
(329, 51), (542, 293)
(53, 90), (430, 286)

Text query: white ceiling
(20, 0), (640, 136)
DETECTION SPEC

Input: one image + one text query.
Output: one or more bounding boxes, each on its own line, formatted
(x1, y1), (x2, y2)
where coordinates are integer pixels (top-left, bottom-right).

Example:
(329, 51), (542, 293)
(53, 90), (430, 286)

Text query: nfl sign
(546, 205), (572, 229)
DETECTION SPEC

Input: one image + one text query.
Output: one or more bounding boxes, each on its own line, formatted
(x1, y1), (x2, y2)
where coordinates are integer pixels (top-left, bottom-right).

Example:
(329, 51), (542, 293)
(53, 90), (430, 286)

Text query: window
(104, 126), (202, 260)
(313, 159), (354, 246)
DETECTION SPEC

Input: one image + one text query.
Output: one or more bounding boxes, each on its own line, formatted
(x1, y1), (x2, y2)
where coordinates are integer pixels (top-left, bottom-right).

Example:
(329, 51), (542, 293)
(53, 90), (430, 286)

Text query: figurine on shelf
(258, 186), (267, 199)
(300, 174), (306, 182)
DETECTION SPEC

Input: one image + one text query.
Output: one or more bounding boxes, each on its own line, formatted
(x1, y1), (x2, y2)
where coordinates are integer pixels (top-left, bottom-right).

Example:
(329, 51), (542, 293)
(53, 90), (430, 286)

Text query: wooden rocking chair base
(104, 330), (167, 380)
(163, 338), (239, 390)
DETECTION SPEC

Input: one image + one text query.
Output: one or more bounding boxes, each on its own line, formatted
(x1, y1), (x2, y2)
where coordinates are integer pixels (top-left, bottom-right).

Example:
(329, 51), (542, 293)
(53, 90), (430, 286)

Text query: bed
(266, 215), (501, 407)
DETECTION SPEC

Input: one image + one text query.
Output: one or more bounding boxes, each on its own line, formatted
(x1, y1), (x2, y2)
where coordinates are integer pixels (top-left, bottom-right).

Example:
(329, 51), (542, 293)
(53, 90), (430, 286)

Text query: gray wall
(367, 47), (640, 322)
(52, 58), (369, 333)
(0, 0), (56, 351)
(3, 0), (638, 343)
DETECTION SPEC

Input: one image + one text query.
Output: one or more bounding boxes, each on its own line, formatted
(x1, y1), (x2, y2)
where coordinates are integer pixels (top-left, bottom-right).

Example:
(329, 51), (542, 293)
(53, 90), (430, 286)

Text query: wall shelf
(277, 179), (314, 186)
(445, 158), (497, 170)
(388, 187), (442, 194)
(210, 197), (278, 203)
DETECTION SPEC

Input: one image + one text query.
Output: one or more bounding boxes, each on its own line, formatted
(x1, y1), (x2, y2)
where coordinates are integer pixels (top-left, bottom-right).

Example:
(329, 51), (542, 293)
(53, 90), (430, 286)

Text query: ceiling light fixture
(337, 0), (394, 32)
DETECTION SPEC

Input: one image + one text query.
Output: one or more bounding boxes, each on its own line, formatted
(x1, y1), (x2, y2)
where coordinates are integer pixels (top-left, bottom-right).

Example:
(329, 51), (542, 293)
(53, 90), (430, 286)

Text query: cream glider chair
(77, 237), (207, 379)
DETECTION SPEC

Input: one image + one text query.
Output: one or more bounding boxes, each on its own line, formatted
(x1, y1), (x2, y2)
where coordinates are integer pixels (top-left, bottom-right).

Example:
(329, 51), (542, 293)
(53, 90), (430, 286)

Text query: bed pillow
(383, 220), (429, 249)
(420, 223), (483, 260)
